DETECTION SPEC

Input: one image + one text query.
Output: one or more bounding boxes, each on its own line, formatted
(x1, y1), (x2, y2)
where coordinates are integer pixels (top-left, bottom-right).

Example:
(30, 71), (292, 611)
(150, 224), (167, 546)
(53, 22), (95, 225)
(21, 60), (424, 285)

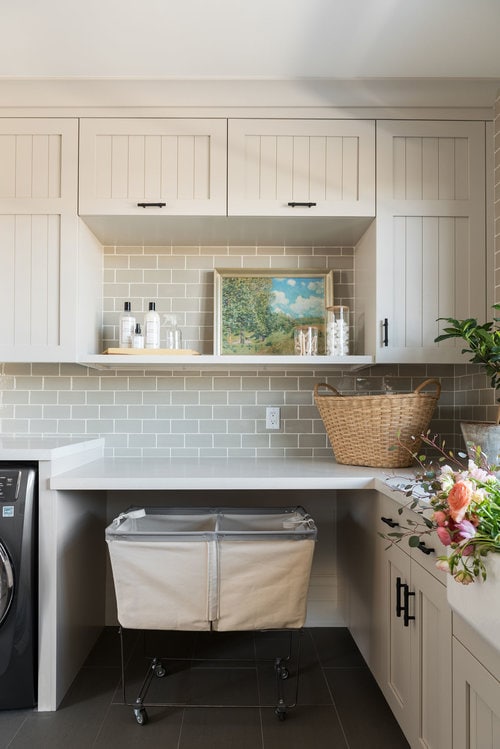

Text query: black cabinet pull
(382, 318), (389, 347)
(403, 586), (415, 627)
(417, 541), (435, 556)
(381, 516), (399, 528)
(396, 577), (405, 618)
(287, 201), (317, 208)
(396, 576), (415, 626)
(137, 202), (166, 208)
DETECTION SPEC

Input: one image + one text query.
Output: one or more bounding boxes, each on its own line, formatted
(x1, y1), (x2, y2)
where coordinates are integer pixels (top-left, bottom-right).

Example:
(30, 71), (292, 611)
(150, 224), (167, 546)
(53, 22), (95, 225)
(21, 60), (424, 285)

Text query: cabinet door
(379, 541), (413, 738)
(228, 119), (375, 216)
(371, 120), (486, 363)
(410, 561), (452, 749)
(0, 119), (80, 361)
(79, 118), (227, 216)
(453, 637), (500, 749)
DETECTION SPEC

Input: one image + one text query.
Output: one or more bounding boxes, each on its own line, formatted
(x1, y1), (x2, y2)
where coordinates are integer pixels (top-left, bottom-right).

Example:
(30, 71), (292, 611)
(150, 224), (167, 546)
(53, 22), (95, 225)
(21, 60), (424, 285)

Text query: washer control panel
(0, 471), (21, 501)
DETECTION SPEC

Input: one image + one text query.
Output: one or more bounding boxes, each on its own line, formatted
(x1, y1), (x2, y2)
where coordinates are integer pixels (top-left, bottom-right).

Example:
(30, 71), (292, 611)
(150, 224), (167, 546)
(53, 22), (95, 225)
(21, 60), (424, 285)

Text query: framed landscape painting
(214, 269), (334, 355)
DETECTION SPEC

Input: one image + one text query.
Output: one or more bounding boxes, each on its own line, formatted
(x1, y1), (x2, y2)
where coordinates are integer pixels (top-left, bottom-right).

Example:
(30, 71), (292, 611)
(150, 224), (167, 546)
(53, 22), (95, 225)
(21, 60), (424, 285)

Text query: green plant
(435, 304), (500, 398)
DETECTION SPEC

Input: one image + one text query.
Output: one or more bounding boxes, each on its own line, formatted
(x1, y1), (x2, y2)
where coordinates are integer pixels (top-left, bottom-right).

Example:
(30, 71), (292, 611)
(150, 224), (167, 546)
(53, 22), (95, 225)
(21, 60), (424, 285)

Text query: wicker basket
(314, 378), (441, 468)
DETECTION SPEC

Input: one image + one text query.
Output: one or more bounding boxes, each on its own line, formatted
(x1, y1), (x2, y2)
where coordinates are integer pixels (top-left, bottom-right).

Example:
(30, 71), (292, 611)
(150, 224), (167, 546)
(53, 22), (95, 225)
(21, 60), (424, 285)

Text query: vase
(460, 421), (500, 466)
(446, 552), (500, 651)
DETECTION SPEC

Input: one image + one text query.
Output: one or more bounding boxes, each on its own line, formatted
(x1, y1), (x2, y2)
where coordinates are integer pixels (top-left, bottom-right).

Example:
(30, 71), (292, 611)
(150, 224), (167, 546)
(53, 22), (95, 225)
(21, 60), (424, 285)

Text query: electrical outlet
(265, 406), (281, 430)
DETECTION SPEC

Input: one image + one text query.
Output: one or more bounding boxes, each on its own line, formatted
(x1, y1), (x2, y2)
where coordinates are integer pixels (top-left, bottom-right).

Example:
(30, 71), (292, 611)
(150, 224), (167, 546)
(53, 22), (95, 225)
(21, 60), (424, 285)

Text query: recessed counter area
(0, 437), (412, 712)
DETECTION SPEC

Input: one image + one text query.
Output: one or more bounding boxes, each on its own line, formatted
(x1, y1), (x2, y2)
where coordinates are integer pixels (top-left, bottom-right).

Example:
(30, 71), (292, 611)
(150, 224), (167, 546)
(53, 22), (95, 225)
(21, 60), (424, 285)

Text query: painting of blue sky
(271, 277), (326, 319)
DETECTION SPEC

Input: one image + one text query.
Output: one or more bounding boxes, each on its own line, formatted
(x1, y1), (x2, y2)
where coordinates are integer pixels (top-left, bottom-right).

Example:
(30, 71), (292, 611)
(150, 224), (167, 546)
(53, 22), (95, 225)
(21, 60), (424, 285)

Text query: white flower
(467, 460), (491, 483)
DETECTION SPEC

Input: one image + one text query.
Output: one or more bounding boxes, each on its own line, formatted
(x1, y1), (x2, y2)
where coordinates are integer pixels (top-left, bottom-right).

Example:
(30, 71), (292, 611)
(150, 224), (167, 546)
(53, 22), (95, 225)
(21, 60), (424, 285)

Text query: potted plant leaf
(435, 304), (500, 465)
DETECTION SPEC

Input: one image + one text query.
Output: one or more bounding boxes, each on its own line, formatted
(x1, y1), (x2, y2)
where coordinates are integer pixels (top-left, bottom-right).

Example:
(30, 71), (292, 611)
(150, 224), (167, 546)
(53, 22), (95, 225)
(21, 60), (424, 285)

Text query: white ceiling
(2, 0), (500, 80)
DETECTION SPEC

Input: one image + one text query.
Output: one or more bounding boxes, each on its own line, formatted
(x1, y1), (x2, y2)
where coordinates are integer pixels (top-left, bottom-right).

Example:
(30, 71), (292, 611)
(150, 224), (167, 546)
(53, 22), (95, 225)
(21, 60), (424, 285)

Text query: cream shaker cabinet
(338, 490), (452, 749)
(79, 118), (227, 216)
(356, 120), (486, 364)
(227, 119), (375, 216)
(0, 118), (92, 361)
(452, 627), (500, 749)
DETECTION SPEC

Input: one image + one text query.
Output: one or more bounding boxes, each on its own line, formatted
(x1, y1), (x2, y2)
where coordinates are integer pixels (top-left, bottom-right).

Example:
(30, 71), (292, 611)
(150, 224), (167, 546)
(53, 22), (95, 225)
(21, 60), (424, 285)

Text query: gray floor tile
(0, 709), (32, 748)
(261, 705), (349, 749)
(309, 627), (367, 668)
(324, 667), (410, 749)
(94, 704), (183, 747)
(179, 707), (262, 749)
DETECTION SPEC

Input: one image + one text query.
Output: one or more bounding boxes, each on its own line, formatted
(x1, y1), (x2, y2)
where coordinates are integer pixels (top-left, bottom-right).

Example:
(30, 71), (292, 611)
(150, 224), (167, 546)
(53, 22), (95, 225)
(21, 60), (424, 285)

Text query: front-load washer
(0, 465), (37, 709)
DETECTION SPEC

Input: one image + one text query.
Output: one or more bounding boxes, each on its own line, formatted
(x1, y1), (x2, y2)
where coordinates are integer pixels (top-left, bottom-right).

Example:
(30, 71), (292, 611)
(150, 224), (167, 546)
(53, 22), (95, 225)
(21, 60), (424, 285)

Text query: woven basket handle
(314, 382), (342, 397)
(413, 378), (441, 399)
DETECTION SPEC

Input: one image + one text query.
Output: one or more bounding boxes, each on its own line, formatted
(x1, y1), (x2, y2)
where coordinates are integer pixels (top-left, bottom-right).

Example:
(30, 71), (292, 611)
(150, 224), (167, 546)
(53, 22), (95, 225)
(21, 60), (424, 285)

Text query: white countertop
(0, 436), (104, 461)
(48, 455), (412, 492)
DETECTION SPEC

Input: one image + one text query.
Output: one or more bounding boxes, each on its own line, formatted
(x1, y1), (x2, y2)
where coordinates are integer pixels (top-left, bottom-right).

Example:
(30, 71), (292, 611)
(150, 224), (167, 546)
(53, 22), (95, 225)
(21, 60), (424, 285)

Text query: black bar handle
(382, 318), (389, 347)
(403, 586), (415, 627)
(287, 201), (317, 208)
(396, 577), (405, 618)
(137, 202), (166, 208)
(417, 541), (435, 556)
(381, 516), (399, 528)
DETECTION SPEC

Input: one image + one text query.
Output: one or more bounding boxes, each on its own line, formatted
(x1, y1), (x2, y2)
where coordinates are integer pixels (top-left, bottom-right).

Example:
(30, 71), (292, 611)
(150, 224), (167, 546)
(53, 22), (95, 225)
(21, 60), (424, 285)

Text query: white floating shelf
(78, 354), (373, 371)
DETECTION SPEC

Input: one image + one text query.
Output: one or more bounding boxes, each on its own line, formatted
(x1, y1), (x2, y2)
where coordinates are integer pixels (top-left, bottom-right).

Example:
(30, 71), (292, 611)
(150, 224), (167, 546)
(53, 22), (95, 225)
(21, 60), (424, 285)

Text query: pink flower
(435, 558), (450, 573)
(455, 519), (476, 542)
(436, 526), (453, 546)
(433, 510), (448, 526)
(447, 481), (473, 523)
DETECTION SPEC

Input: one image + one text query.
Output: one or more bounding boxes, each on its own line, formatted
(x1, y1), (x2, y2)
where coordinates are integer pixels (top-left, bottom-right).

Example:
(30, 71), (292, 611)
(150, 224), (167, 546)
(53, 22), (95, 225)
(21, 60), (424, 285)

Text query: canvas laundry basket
(106, 506), (317, 631)
(314, 378), (441, 468)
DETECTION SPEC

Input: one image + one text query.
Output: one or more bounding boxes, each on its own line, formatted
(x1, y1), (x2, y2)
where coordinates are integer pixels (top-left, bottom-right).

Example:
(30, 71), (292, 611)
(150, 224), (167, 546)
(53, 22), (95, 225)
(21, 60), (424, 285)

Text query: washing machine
(0, 465), (37, 709)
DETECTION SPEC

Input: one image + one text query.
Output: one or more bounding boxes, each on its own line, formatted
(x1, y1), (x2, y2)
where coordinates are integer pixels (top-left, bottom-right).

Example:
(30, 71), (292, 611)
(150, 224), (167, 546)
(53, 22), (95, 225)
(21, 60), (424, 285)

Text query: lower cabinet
(452, 622), (500, 749)
(338, 490), (452, 749)
(381, 538), (452, 749)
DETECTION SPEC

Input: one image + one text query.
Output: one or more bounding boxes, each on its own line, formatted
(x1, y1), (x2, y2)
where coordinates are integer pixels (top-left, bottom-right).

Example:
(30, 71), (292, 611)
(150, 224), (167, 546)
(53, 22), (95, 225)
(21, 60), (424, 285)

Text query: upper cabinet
(79, 118), (227, 216)
(227, 119), (375, 217)
(0, 118), (94, 362)
(356, 120), (486, 364)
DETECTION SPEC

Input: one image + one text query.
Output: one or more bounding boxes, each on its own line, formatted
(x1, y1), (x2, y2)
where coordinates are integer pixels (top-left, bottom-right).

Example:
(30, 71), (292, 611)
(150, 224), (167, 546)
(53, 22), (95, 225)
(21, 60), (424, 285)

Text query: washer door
(0, 542), (14, 626)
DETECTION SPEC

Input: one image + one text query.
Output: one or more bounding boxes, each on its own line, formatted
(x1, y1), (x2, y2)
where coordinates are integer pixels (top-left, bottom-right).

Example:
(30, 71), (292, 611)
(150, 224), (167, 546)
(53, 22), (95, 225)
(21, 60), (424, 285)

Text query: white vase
(447, 552), (500, 651)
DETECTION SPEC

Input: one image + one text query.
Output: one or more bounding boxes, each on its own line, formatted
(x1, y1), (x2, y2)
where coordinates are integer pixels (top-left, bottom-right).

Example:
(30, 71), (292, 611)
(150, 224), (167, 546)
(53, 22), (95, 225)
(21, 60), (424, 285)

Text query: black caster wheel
(134, 707), (148, 725)
(280, 668), (289, 680)
(154, 663), (166, 678)
(275, 708), (287, 721)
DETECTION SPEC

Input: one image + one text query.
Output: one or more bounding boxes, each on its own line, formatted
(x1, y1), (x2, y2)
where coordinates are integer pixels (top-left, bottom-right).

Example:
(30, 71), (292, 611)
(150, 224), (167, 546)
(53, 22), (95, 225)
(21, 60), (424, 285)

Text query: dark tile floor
(0, 627), (409, 748)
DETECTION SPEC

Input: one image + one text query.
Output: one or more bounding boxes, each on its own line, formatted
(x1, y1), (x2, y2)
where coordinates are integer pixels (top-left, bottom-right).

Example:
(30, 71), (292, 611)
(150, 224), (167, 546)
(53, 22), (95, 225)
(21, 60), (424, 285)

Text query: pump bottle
(119, 302), (135, 348)
(144, 302), (161, 349)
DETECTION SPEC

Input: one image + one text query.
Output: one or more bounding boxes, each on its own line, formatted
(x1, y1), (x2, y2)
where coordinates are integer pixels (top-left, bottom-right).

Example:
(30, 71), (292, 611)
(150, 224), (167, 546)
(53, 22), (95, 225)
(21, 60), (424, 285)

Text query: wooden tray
(103, 348), (200, 356)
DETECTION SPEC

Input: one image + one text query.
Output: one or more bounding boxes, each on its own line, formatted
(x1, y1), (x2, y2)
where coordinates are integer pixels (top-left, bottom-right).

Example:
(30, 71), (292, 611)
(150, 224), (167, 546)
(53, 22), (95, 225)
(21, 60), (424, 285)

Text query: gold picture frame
(214, 268), (334, 355)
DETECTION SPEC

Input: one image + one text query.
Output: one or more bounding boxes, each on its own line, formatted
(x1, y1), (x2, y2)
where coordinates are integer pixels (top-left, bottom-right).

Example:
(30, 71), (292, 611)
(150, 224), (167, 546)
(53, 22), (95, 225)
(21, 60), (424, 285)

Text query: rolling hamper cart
(106, 506), (317, 724)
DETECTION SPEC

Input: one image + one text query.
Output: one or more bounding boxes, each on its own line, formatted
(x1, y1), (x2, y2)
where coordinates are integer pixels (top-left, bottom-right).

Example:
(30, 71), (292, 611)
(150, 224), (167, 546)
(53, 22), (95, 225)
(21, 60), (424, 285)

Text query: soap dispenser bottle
(144, 302), (161, 349)
(164, 314), (183, 350)
(119, 301), (135, 348)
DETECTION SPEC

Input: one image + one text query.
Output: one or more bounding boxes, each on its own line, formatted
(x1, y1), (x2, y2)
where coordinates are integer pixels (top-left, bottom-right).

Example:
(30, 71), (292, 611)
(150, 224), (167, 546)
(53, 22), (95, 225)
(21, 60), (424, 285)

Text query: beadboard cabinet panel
(0, 118), (77, 213)
(228, 119), (375, 216)
(356, 120), (486, 363)
(453, 637), (500, 749)
(0, 118), (101, 362)
(79, 118), (227, 216)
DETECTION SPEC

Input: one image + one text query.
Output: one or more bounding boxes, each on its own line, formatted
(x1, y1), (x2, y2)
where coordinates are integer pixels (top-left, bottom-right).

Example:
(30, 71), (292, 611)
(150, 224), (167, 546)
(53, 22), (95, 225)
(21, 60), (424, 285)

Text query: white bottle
(144, 302), (161, 349)
(119, 302), (135, 348)
(164, 314), (183, 350)
(132, 323), (144, 349)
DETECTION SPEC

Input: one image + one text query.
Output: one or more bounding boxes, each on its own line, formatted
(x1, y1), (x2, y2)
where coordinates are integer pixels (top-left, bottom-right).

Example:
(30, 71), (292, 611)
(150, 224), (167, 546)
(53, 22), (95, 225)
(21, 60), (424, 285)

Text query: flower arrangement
(383, 434), (500, 584)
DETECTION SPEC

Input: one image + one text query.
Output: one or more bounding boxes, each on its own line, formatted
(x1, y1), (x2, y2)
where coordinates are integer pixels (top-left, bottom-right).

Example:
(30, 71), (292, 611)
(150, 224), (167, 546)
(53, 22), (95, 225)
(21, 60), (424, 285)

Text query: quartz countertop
(0, 436), (104, 462)
(48, 455), (413, 494)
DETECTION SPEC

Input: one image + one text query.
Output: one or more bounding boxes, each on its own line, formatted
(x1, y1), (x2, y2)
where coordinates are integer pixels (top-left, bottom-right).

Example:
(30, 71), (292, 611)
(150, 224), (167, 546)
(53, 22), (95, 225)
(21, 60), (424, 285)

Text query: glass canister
(326, 305), (349, 355)
(294, 325), (318, 356)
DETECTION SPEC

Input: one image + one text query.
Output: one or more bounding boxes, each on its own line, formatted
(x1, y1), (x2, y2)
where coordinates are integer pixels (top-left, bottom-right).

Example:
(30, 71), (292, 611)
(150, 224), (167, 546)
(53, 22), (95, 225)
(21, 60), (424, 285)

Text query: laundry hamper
(314, 378), (441, 468)
(105, 506), (317, 631)
(105, 506), (317, 724)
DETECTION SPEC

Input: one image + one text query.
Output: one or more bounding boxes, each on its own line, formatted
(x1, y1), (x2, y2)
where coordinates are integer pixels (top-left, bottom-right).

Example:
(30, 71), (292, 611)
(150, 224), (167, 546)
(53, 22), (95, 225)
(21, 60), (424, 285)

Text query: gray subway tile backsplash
(0, 244), (489, 456)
